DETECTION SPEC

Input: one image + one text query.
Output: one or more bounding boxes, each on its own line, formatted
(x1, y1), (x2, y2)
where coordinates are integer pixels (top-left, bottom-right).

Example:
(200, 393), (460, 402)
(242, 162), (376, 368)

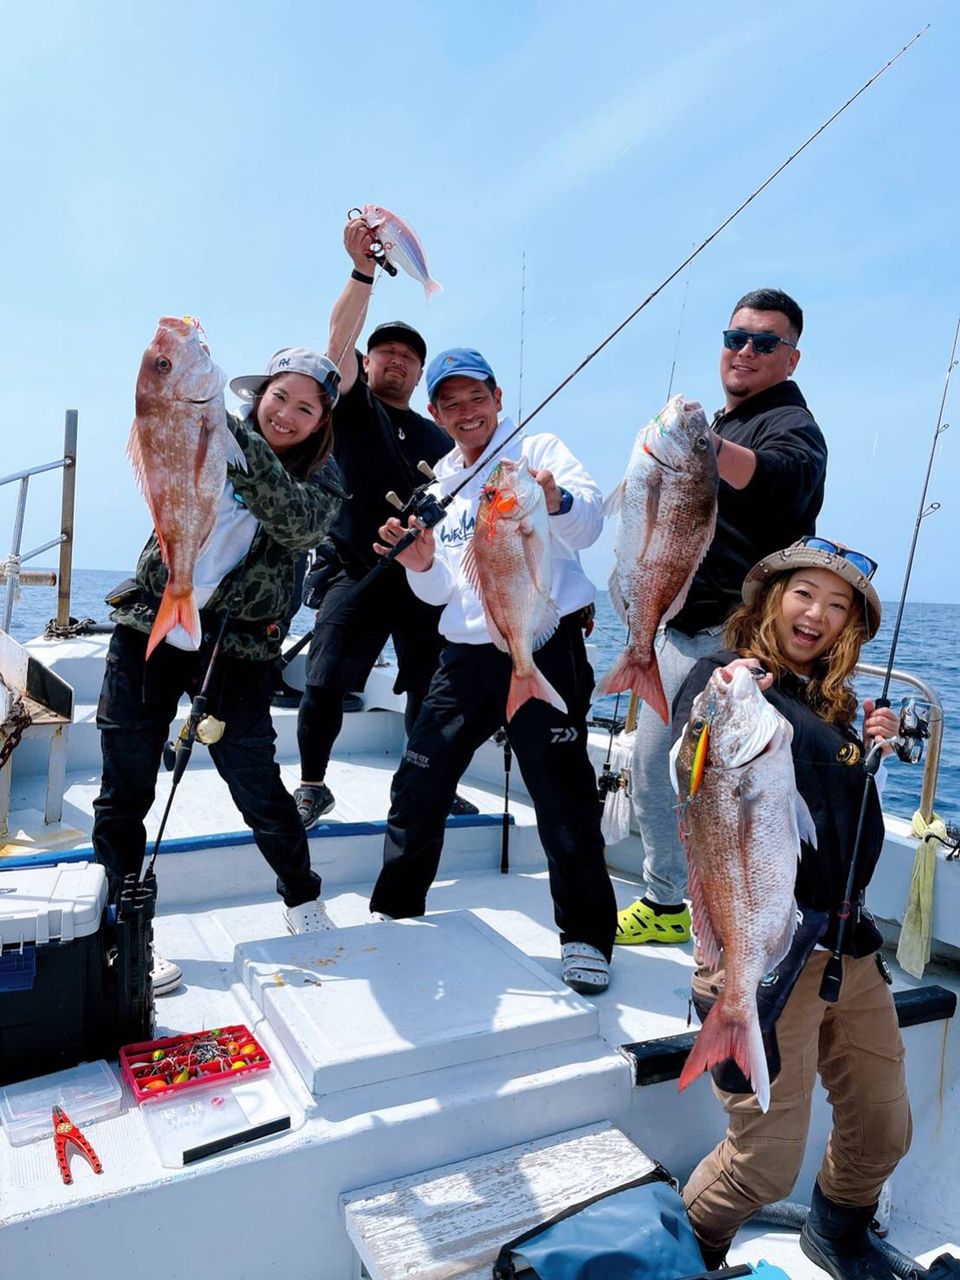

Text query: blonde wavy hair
(723, 572), (868, 726)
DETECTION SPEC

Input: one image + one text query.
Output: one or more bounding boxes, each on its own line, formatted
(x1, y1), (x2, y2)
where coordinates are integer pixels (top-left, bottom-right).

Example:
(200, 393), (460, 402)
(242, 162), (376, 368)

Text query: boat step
(623, 983), (958, 1087)
(342, 1120), (658, 1280)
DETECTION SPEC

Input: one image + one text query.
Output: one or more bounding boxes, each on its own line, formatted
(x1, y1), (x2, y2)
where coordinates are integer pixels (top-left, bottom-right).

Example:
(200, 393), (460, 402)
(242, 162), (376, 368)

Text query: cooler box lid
(0, 861), (107, 946)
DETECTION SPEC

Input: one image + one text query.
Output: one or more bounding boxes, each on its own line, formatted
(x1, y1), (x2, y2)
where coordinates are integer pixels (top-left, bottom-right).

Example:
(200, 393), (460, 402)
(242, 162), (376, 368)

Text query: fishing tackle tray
(120, 1024), (271, 1103)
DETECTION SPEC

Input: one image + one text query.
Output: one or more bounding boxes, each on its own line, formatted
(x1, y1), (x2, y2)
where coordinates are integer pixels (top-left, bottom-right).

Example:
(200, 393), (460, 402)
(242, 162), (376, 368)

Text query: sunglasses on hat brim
(797, 536), (877, 580)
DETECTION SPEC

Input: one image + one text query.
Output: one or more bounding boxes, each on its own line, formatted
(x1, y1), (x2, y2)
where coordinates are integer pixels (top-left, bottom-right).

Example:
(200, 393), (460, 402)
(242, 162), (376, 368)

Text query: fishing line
(517, 250), (527, 425)
(820, 310), (957, 1004)
(379, 26), (927, 567)
(666, 277), (690, 401)
(309, 30), (928, 633)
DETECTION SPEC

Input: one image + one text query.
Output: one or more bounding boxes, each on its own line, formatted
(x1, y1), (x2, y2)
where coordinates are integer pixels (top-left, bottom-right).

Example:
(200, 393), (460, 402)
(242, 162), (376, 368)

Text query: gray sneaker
(294, 783), (335, 831)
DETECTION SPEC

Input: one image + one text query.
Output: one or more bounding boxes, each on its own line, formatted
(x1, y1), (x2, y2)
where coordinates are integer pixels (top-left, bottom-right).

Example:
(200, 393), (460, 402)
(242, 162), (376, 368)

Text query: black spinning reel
(893, 696), (937, 765)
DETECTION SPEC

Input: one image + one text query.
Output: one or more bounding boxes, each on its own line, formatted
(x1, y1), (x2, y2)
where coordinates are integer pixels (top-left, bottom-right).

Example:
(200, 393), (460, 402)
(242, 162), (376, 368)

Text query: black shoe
(800, 1184), (896, 1280)
(294, 783), (335, 831)
(448, 793), (479, 817)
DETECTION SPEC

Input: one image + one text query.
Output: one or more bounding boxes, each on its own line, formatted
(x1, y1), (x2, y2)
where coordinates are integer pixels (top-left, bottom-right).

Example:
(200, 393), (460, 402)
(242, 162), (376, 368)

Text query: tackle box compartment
(0, 861), (155, 1086)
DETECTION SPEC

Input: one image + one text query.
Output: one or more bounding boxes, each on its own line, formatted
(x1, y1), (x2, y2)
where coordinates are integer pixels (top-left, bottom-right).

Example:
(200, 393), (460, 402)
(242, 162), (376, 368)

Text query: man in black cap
(294, 217), (476, 827)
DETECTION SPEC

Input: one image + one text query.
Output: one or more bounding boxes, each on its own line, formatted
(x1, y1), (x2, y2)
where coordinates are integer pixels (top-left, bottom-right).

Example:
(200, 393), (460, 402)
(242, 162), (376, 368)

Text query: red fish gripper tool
(52, 1106), (103, 1185)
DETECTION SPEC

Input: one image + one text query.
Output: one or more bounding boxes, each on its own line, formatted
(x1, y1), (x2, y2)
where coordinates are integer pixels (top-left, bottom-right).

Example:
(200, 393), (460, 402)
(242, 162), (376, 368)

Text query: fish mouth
(642, 441), (679, 471)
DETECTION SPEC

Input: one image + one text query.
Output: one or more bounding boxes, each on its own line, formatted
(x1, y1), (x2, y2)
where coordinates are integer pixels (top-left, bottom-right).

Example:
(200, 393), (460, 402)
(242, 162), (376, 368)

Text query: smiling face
(428, 376), (503, 465)
(773, 567), (855, 674)
(256, 372), (329, 454)
(363, 341), (423, 409)
(720, 306), (801, 409)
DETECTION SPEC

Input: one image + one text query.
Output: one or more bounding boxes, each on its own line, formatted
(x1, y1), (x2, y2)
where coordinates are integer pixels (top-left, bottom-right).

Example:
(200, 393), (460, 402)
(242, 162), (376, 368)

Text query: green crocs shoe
(615, 898), (691, 945)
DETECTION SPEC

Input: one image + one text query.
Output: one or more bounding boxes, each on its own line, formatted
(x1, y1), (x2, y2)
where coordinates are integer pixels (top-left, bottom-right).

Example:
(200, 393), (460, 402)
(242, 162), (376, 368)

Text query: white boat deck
(2, 635), (959, 1277)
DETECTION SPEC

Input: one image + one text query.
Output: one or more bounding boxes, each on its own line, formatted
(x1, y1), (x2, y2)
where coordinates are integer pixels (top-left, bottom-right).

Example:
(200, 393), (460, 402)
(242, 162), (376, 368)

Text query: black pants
(370, 615), (618, 959)
(298, 565), (444, 781)
(92, 625), (321, 908)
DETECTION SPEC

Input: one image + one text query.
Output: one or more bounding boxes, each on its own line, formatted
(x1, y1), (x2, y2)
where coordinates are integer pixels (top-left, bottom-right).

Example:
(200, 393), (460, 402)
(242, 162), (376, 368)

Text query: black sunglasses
(722, 329), (797, 356)
(799, 536), (877, 580)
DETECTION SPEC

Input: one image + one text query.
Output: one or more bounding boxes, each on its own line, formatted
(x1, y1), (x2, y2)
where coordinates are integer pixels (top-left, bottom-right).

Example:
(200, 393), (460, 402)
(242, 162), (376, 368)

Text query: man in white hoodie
(370, 348), (617, 993)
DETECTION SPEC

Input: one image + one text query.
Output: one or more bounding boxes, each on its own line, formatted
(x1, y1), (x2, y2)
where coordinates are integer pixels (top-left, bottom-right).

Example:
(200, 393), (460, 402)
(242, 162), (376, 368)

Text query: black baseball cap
(366, 321), (427, 365)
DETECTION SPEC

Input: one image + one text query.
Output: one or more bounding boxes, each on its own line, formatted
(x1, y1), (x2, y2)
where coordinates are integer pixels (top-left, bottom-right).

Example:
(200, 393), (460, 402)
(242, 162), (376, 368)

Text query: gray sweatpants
(630, 624), (724, 905)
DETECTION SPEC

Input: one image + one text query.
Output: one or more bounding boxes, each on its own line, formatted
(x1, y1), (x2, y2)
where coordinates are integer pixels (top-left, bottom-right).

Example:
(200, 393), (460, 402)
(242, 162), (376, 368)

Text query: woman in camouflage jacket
(93, 348), (345, 993)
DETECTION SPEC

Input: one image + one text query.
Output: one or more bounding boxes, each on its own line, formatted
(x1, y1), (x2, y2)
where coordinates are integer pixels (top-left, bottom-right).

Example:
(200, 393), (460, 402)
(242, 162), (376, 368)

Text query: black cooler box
(0, 861), (155, 1085)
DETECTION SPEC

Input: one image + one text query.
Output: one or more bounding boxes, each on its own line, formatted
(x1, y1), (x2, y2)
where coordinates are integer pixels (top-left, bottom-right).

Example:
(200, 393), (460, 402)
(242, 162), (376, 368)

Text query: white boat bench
(342, 1119), (657, 1280)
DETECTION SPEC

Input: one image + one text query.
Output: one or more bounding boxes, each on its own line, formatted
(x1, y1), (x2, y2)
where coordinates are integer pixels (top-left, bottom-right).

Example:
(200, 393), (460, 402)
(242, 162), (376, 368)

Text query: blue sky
(2, 1), (958, 604)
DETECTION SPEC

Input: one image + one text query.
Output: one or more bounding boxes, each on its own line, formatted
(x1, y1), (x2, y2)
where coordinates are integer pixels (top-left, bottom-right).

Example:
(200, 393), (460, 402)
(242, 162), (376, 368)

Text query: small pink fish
(361, 204), (442, 300)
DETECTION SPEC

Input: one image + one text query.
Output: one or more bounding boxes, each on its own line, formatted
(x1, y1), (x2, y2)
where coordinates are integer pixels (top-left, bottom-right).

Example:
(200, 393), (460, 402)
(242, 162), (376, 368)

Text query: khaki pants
(683, 949), (912, 1254)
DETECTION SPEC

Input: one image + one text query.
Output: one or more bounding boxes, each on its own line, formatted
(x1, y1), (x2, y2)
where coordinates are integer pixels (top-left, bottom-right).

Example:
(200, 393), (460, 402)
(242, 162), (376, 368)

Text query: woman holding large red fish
(370, 347), (618, 993)
(93, 322), (344, 993)
(673, 538), (909, 1280)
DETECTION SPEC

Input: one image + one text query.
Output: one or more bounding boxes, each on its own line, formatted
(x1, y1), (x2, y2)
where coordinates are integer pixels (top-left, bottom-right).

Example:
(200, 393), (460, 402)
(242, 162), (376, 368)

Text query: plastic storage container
(0, 1059), (122, 1146)
(119, 1025), (271, 1103)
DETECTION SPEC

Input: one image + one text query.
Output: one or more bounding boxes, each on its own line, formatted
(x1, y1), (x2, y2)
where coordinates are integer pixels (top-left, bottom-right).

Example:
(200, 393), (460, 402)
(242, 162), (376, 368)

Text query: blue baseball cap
(426, 347), (496, 400)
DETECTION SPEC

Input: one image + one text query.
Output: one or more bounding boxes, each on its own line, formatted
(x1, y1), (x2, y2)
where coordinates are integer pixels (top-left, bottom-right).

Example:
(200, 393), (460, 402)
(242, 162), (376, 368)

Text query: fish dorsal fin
(685, 855), (722, 968)
(226, 427), (248, 473)
(603, 478), (626, 517)
(533, 601), (561, 651)
(461, 535), (483, 598)
(795, 790), (818, 851)
(606, 567), (628, 624)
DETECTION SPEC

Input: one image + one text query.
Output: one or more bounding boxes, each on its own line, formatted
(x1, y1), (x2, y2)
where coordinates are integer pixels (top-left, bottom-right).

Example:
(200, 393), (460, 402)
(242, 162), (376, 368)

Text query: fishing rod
(819, 312), (958, 1004)
(146, 538), (260, 880)
(363, 27), (927, 577)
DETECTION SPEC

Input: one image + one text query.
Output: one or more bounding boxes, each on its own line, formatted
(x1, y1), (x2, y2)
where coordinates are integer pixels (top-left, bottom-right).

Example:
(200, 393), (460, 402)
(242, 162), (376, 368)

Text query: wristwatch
(550, 487), (574, 516)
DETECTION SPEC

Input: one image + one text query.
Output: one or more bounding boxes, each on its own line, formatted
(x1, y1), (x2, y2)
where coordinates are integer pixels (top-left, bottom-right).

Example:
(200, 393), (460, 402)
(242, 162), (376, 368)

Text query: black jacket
(670, 381), (827, 635)
(673, 652), (885, 956)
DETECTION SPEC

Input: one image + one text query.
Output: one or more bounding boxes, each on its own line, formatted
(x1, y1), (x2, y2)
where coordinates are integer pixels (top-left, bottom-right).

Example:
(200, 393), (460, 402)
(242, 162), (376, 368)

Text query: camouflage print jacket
(112, 413), (343, 662)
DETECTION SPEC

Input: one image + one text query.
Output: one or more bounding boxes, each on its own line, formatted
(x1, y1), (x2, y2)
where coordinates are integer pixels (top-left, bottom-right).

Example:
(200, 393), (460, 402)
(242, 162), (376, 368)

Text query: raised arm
(327, 218), (378, 394)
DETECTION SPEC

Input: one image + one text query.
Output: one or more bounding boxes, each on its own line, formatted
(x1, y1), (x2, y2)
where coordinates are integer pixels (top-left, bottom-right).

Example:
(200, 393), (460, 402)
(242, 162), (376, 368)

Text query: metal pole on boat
(819, 313), (958, 1005)
(56, 411), (78, 630)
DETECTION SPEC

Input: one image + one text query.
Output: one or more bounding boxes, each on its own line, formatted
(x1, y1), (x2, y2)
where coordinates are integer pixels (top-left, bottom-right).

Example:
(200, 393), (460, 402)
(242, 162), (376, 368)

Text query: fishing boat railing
(855, 661), (943, 824)
(0, 411), (77, 635)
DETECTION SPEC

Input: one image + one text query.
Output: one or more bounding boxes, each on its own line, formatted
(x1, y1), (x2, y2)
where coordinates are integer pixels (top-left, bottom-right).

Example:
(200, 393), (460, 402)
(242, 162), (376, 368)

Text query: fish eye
(155, 357), (172, 374)
(692, 717), (705, 734)
(695, 435), (709, 451)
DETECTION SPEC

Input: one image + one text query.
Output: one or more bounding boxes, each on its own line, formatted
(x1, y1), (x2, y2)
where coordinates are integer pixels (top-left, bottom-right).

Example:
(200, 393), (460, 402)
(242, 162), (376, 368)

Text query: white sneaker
(283, 899), (336, 935)
(370, 912), (390, 923)
(151, 954), (183, 996)
(561, 942), (610, 994)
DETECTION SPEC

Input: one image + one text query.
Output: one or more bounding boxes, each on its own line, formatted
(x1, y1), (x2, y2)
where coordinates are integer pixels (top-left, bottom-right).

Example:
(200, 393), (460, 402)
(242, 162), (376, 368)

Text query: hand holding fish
(719, 656), (773, 692)
(374, 515), (434, 572)
(862, 698), (900, 755)
(529, 467), (563, 514)
(344, 218), (376, 271)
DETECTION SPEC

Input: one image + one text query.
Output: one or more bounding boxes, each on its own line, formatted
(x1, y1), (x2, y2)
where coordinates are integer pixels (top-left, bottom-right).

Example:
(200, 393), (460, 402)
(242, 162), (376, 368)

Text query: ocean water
(6, 569), (959, 827)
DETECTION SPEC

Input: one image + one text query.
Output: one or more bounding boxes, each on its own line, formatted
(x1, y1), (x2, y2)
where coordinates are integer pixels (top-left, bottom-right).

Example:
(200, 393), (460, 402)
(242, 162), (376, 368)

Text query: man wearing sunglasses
(617, 287), (829, 948)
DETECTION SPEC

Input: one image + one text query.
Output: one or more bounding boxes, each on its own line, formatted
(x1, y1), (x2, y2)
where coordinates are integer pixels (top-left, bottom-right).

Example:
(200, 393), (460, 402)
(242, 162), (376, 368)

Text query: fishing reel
(385, 461), (447, 531)
(893, 697), (938, 765)
(597, 761), (631, 802)
(346, 207), (398, 276)
(162, 714), (226, 771)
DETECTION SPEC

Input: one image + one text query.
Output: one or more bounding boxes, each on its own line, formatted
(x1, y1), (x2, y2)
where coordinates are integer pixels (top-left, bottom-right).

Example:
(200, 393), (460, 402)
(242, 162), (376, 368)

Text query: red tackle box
(119, 1024), (270, 1104)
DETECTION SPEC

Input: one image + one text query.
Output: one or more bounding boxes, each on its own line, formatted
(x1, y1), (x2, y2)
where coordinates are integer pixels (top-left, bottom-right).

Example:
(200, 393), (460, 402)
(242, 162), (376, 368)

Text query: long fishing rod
(370, 27), (927, 572)
(819, 312), (958, 1004)
(145, 538), (260, 880)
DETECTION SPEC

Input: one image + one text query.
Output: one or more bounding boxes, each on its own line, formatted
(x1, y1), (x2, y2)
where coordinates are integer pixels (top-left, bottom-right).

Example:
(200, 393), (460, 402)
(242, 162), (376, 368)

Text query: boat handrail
(0, 411), (77, 634)
(855, 661), (943, 824)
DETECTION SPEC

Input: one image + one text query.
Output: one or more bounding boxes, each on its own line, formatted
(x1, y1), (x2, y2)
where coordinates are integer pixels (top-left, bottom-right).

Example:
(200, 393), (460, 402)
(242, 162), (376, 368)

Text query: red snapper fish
(596, 395), (717, 722)
(675, 665), (816, 1111)
(129, 317), (240, 658)
(361, 204), (442, 300)
(462, 458), (566, 722)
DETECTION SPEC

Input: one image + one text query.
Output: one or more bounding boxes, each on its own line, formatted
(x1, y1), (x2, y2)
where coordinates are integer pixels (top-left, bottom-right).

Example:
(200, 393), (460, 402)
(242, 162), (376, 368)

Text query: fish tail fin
(506, 668), (567, 723)
(594, 650), (669, 724)
(423, 277), (443, 300)
(678, 999), (771, 1112)
(146, 585), (200, 659)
